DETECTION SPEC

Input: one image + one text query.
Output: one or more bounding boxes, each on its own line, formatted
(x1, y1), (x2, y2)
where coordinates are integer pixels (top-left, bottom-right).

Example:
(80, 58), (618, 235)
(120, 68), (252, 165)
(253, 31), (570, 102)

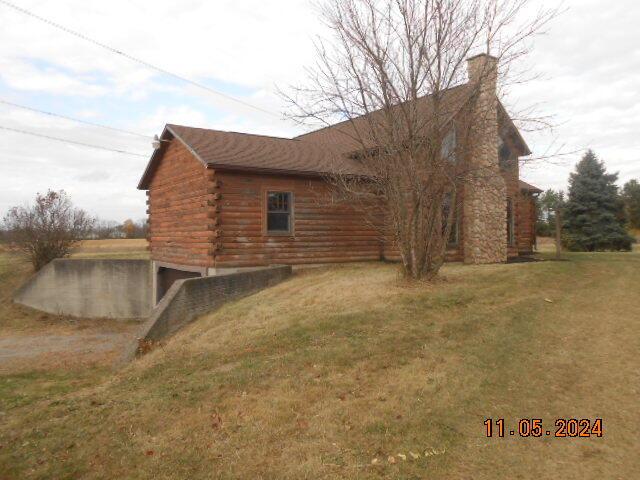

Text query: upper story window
(266, 191), (293, 234)
(499, 138), (512, 169)
(441, 128), (457, 162)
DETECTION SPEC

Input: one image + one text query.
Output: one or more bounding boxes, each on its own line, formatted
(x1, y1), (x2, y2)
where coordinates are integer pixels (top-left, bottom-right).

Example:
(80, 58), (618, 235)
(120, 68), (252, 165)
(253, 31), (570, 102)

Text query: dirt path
(0, 322), (140, 373)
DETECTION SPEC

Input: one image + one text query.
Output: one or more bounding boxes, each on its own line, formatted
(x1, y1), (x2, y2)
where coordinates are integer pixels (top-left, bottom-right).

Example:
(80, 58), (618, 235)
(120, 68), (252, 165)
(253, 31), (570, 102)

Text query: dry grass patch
(1, 254), (639, 479)
(70, 239), (149, 259)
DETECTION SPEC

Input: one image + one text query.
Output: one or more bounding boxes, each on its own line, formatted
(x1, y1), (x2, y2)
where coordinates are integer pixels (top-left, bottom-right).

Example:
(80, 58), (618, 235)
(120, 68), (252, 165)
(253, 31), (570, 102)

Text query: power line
(0, 99), (152, 139)
(0, 0), (283, 119)
(0, 125), (148, 157)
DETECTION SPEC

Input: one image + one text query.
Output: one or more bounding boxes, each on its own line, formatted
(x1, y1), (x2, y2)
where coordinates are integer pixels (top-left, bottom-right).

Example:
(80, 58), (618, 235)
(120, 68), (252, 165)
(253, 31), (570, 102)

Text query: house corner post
(205, 167), (221, 271)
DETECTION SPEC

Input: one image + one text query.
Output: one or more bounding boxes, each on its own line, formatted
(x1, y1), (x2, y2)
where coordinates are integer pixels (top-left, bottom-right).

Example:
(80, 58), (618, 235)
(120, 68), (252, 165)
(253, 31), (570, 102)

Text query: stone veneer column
(463, 54), (507, 264)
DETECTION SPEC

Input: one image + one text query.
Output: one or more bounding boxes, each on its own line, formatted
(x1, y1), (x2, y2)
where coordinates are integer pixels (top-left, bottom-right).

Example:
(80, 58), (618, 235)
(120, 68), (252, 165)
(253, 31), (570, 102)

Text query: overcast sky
(0, 0), (638, 222)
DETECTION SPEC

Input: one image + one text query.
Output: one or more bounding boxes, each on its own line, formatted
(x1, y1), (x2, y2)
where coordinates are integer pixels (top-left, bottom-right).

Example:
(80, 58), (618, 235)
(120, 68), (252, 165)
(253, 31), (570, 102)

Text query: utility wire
(0, 99), (152, 139)
(0, 0), (283, 119)
(0, 125), (148, 157)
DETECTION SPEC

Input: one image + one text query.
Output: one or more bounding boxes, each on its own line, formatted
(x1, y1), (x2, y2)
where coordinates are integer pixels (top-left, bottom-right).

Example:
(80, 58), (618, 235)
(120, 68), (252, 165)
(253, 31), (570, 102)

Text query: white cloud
(0, 57), (109, 97)
(0, 0), (639, 221)
(132, 105), (210, 137)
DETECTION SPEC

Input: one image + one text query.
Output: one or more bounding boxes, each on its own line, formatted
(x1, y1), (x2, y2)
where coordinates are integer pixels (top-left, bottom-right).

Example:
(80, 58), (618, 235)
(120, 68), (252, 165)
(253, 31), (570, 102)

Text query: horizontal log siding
(502, 156), (521, 258)
(517, 192), (536, 254)
(214, 172), (384, 267)
(147, 141), (213, 267)
(382, 182), (464, 263)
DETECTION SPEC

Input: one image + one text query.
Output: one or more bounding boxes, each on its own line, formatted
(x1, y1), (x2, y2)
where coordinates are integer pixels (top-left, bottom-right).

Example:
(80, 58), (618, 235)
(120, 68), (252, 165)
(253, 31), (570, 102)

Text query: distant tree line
(622, 179), (640, 230)
(92, 218), (148, 240)
(536, 150), (638, 252)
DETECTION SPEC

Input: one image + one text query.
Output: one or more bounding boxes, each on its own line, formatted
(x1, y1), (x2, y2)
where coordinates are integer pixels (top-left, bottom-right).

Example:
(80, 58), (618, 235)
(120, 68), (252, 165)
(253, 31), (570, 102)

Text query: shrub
(3, 190), (94, 270)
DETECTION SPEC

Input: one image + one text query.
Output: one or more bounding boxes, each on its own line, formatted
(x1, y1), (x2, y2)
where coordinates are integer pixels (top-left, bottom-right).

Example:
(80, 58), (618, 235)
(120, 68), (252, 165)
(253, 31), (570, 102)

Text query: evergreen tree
(563, 150), (634, 251)
(622, 179), (640, 229)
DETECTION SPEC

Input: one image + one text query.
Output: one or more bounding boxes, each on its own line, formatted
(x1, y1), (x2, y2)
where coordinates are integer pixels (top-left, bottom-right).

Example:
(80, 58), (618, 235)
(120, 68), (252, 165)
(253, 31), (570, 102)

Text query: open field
(70, 239), (149, 259)
(0, 249), (639, 478)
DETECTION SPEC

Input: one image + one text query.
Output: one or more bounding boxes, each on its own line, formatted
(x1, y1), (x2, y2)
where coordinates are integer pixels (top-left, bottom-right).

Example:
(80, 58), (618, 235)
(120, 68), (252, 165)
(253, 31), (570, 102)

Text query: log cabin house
(138, 54), (541, 301)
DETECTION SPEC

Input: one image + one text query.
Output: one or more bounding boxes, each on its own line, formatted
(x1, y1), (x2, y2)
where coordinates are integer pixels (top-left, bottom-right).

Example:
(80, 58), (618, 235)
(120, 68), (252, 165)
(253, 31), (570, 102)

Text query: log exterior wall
(500, 149), (537, 256)
(213, 171), (385, 267)
(502, 153), (521, 259)
(146, 139), (533, 270)
(517, 192), (537, 254)
(147, 141), (214, 268)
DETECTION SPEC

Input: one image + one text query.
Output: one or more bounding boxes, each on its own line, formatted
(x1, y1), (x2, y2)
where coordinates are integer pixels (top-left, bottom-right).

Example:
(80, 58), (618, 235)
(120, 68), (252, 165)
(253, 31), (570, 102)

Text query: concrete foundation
(15, 259), (293, 364)
(14, 259), (152, 319)
(122, 265), (292, 362)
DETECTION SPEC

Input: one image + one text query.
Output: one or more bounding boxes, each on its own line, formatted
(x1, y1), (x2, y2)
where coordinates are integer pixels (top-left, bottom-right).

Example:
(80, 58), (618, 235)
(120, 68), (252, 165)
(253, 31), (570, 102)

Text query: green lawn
(0, 250), (639, 479)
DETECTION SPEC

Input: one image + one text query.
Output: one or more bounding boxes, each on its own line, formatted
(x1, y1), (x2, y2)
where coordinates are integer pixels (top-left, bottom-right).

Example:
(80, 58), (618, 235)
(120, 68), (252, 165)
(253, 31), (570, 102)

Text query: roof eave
(137, 125), (172, 190)
(497, 100), (532, 156)
(137, 124), (212, 190)
(209, 163), (362, 178)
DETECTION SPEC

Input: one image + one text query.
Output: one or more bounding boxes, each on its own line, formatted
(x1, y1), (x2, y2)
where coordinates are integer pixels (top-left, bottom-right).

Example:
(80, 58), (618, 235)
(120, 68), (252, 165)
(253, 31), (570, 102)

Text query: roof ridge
(167, 124), (299, 142)
(293, 83), (469, 140)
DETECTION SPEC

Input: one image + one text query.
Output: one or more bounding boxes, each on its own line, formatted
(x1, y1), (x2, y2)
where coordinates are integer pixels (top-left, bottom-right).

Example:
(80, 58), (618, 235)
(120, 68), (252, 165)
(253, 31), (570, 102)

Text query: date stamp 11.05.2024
(484, 418), (603, 438)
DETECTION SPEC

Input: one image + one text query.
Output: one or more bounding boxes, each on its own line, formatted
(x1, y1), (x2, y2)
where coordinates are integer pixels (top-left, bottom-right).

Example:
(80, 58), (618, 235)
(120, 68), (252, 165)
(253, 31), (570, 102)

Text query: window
(441, 128), (457, 162)
(499, 138), (512, 169)
(266, 191), (292, 234)
(507, 198), (515, 246)
(443, 193), (460, 246)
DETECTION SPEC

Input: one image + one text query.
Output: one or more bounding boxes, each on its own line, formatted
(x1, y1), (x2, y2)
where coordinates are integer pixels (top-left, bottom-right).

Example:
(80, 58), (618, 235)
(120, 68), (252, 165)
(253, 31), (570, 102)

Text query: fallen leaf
(409, 451), (420, 459)
(387, 456), (396, 464)
(371, 458), (379, 465)
(397, 453), (407, 461)
(544, 298), (554, 303)
(145, 450), (154, 456)
(211, 412), (223, 430)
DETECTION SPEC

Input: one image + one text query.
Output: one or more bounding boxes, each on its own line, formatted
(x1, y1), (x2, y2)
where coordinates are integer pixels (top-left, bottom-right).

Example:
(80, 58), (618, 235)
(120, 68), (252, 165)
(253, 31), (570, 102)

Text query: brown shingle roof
(168, 124), (362, 174)
(138, 83), (531, 189)
(294, 84), (472, 152)
(519, 180), (543, 193)
(137, 124), (365, 189)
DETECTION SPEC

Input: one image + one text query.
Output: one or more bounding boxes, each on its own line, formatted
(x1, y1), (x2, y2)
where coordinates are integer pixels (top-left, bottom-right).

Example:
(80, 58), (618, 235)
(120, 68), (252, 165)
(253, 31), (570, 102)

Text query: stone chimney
(462, 53), (507, 264)
(467, 53), (498, 92)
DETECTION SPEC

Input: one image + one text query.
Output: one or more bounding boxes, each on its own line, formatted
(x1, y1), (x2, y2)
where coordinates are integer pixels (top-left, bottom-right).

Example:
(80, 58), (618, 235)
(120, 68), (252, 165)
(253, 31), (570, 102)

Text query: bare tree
(284, 0), (557, 280)
(93, 218), (122, 239)
(3, 190), (94, 270)
(121, 218), (137, 239)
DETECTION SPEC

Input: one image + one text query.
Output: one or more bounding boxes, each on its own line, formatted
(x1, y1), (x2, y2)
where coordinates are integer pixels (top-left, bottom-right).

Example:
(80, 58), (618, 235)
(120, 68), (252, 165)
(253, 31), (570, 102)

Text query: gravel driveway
(0, 321), (140, 373)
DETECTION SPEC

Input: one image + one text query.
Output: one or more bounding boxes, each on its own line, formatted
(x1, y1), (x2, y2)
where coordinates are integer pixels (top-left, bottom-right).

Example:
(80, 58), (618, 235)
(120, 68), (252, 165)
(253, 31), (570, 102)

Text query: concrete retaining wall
(123, 265), (292, 361)
(14, 259), (152, 319)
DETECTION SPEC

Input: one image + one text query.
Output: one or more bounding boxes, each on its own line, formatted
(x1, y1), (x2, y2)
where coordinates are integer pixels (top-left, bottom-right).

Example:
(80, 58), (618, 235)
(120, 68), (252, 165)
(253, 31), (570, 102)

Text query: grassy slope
(1, 253), (639, 479)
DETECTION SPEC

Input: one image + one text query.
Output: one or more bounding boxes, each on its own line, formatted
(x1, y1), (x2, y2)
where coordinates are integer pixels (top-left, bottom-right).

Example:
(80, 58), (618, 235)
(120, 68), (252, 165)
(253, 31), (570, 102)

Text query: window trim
(263, 189), (295, 236)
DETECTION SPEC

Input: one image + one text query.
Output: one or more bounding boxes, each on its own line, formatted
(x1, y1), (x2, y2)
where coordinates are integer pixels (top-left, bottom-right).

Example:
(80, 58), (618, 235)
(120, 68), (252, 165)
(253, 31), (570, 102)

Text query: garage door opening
(156, 267), (202, 303)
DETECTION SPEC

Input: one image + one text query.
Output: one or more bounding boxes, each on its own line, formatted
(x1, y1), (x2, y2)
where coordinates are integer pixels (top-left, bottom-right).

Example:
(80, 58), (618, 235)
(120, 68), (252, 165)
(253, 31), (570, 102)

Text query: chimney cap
(467, 53), (498, 62)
